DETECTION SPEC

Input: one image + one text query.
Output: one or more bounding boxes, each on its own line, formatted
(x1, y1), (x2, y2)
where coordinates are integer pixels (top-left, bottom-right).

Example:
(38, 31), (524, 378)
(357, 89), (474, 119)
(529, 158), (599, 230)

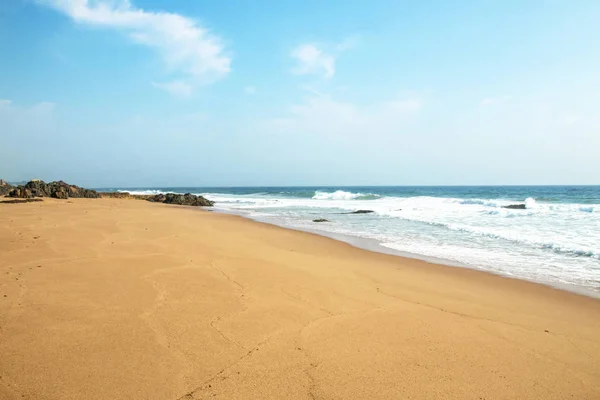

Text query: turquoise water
(106, 186), (600, 295)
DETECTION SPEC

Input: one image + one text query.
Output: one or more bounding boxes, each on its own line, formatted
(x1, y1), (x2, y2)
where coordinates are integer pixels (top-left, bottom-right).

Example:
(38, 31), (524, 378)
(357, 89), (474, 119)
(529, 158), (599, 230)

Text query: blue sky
(1, 0), (599, 187)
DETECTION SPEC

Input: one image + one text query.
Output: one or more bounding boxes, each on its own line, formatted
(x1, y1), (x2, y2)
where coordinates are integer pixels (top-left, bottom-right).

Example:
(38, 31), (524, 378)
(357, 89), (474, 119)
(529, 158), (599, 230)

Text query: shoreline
(2, 197), (600, 399)
(211, 206), (600, 300)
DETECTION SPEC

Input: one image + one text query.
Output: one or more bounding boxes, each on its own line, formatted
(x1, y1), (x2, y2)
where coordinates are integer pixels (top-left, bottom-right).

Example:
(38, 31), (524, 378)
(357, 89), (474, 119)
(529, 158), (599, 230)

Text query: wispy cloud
(290, 36), (359, 79)
(299, 85), (328, 98)
(291, 44), (335, 79)
(244, 86), (257, 95)
(42, 0), (231, 95)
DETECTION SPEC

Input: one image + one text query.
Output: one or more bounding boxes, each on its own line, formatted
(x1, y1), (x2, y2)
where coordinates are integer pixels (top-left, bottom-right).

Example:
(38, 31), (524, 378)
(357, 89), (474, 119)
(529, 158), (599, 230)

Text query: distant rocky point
(1, 179), (214, 207)
(5, 180), (100, 199)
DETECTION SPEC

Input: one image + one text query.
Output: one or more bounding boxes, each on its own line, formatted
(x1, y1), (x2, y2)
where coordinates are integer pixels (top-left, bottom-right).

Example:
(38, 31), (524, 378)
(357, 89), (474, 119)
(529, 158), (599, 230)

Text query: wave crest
(312, 190), (380, 200)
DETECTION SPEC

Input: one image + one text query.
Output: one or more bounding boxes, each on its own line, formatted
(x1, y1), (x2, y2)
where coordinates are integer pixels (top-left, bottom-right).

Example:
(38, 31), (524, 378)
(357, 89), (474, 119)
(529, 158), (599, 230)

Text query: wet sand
(1, 198), (599, 399)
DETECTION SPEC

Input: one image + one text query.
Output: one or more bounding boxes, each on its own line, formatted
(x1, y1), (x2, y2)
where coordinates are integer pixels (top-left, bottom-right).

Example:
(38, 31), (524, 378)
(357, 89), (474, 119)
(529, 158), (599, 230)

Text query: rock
(8, 188), (33, 198)
(349, 210), (375, 214)
(51, 187), (68, 199)
(7, 180), (100, 199)
(503, 204), (526, 210)
(313, 218), (329, 222)
(0, 179), (13, 196)
(100, 192), (153, 200)
(1, 198), (44, 204)
(147, 193), (166, 203)
(24, 180), (50, 197)
(147, 193), (214, 207)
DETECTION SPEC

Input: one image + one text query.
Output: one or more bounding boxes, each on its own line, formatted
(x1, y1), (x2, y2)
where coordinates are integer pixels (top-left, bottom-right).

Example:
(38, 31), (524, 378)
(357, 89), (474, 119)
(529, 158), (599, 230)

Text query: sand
(1, 198), (599, 400)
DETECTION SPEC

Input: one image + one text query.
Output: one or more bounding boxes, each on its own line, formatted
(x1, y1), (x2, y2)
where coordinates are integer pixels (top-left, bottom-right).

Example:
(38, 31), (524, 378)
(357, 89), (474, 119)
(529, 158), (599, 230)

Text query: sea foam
(312, 190), (380, 200)
(175, 187), (600, 294)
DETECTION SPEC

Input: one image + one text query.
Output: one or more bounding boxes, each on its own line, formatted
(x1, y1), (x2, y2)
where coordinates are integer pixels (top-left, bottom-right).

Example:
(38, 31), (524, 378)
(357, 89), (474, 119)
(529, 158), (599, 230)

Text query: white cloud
(244, 86), (257, 95)
(291, 44), (336, 79)
(151, 81), (192, 97)
(42, 0), (231, 95)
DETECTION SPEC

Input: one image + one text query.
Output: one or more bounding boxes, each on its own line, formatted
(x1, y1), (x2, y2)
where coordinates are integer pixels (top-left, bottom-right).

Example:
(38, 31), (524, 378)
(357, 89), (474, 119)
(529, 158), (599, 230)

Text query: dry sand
(1, 198), (599, 399)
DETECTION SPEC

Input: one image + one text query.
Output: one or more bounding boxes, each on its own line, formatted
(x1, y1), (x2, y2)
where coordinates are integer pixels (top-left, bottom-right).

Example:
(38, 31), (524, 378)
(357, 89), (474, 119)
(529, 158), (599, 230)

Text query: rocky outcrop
(0, 179), (13, 196)
(349, 210), (375, 214)
(7, 180), (100, 199)
(313, 218), (329, 222)
(503, 204), (526, 210)
(100, 191), (213, 207)
(147, 193), (214, 207)
(1, 198), (44, 204)
(100, 192), (149, 200)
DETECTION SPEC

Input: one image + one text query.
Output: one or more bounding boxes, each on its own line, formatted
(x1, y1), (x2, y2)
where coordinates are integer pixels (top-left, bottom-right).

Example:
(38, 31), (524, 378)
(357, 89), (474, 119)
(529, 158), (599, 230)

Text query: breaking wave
(312, 190), (381, 200)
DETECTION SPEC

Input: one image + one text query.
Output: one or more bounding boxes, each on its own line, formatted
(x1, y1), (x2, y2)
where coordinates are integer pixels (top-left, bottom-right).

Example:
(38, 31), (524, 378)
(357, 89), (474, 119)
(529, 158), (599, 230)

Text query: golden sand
(1, 198), (599, 399)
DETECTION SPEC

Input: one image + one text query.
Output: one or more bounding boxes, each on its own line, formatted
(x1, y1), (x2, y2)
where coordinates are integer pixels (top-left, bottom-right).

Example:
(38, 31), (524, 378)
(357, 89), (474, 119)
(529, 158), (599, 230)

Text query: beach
(1, 197), (600, 399)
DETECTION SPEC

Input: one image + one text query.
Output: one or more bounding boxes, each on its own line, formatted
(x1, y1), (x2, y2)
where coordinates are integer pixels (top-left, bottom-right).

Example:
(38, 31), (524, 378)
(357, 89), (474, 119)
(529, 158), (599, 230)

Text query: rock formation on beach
(1, 198), (44, 204)
(7, 180), (100, 199)
(147, 193), (214, 207)
(101, 191), (214, 207)
(3, 180), (214, 208)
(100, 192), (146, 200)
(503, 204), (527, 210)
(313, 218), (329, 222)
(0, 179), (13, 196)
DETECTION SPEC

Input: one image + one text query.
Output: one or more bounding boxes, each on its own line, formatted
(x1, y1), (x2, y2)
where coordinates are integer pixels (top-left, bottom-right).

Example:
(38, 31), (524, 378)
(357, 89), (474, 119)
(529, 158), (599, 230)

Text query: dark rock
(1, 198), (44, 204)
(147, 193), (214, 207)
(24, 180), (50, 197)
(313, 218), (329, 222)
(147, 193), (166, 203)
(503, 204), (526, 210)
(7, 180), (100, 199)
(100, 192), (155, 201)
(8, 188), (33, 198)
(350, 210), (375, 214)
(52, 187), (68, 199)
(0, 179), (14, 196)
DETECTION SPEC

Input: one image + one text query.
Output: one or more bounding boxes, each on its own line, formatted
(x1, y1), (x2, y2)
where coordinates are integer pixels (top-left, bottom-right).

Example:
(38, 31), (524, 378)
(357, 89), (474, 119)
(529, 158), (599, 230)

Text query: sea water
(108, 186), (600, 296)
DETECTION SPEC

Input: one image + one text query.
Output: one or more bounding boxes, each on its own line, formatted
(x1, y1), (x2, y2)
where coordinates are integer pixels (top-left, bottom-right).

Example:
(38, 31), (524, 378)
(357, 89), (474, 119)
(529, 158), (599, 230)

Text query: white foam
(312, 190), (379, 200)
(525, 197), (537, 209)
(198, 190), (600, 292)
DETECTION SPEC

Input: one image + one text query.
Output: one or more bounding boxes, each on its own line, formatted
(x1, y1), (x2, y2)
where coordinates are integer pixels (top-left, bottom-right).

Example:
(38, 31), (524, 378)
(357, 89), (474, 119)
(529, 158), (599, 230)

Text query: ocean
(105, 186), (600, 296)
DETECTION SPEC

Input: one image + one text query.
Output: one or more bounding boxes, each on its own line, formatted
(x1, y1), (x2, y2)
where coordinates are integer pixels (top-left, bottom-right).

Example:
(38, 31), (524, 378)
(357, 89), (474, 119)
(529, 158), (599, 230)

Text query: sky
(1, 0), (599, 187)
